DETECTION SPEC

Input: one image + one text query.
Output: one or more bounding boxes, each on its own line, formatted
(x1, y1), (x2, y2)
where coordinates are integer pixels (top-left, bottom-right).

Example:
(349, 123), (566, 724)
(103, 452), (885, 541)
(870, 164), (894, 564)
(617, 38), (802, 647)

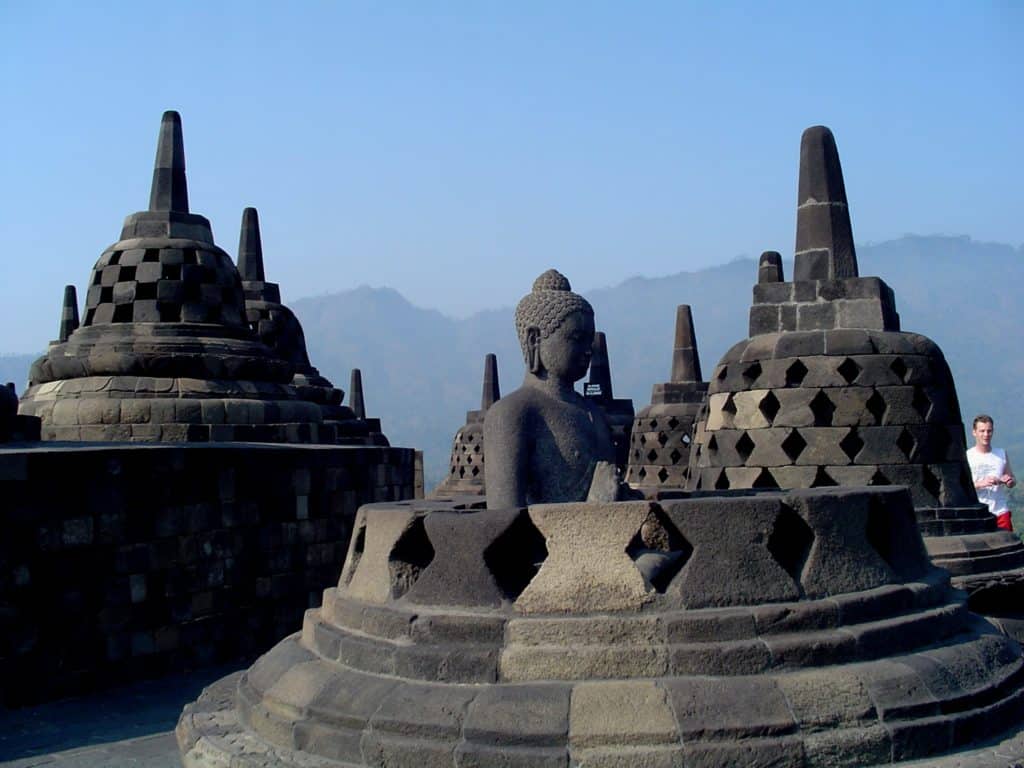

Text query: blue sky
(1, 1), (1021, 352)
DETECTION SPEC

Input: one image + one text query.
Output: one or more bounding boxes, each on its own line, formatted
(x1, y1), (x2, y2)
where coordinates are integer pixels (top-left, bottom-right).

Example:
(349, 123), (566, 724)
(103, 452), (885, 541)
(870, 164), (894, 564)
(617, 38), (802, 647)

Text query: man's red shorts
(996, 511), (1014, 532)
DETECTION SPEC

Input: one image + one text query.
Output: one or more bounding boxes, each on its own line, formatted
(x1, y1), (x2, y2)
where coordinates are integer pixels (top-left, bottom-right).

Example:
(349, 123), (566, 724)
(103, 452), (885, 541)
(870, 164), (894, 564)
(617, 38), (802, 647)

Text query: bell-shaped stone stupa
(180, 267), (1024, 767)
(685, 125), (1024, 638)
(19, 112), (326, 443)
(627, 304), (708, 493)
(430, 353), (500, 497)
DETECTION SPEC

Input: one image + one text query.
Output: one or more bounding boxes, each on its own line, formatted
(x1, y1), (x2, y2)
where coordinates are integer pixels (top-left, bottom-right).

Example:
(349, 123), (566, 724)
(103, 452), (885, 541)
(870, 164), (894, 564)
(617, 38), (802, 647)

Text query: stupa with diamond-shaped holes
(180, 259), (1024, 767)
(685, 125), (1024, 640)
(430, 353), (501, 497)
(627, 304), (708, 493)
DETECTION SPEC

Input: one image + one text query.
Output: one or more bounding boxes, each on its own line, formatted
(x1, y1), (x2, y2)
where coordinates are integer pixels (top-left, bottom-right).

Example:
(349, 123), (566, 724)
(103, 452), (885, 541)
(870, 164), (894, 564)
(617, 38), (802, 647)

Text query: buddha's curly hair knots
(514, 269), (593, 350)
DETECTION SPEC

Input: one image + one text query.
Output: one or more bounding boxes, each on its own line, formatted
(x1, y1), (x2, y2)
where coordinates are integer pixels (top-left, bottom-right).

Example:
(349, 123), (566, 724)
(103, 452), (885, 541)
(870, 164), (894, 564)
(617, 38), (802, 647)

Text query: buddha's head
(514, 270), (595, 383)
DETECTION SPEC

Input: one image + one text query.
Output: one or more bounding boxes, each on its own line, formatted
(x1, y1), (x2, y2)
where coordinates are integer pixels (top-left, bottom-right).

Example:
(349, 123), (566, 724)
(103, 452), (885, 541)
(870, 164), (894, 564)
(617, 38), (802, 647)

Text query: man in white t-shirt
(966, 414), (1016, 532)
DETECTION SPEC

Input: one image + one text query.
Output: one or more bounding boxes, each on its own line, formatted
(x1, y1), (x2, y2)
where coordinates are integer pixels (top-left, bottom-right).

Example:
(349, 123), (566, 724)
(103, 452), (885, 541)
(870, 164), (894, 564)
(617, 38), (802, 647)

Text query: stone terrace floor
(0, 664), (242, 768)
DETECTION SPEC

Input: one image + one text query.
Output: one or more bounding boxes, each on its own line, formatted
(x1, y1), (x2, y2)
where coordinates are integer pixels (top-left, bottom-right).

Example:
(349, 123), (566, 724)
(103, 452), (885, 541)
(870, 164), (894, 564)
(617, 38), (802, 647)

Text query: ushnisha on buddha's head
(514, 269), (595, 390)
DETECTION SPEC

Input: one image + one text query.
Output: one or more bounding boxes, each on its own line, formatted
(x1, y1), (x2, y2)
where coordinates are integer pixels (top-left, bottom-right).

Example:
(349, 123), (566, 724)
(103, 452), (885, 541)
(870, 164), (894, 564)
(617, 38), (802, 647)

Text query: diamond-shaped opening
(471, 465), (480, 477)
(896, 428), (917, 460)
(638, 467), (647, 479)
(484, 510), (548, 601)
(458, 466), (466, 478)
(786, 359), (808, 387)
(669, 448), (682, 465)
(839, 428), (864, 462)
(647, 448), (659, 462)
(707, 435), (719, 453)
(627, 507), (692, 592)
(758, 391), (780, 423)
(809, 390), (836, 427)
(837, 357), (862, 385)
(667, 417), (680, 430)
(640, 434), (647, 446)
(473, 443), (481, 453)
(869, 469), (890, 486)
(781, 429), (807, 462)
(657, 467), (670, 483)
(722, 394), (737, 415)
(890, 357), (909, 382)
(388, 516), (435, 598)
(865, 390), (887, 426)
(810, 467), (838, 487)
(657, 432), (668, 447)
(714, 469), (730, 490)
(752, 468), (779, 489)
(717, 365), (728, 381)
(922, 465), (942, 503)
(736, 432), (755, 463)
(649, 418), (659, 429)
(742, 362), (762, 384)
(911, 387), (932, 420)
(768, 504), (813, 585)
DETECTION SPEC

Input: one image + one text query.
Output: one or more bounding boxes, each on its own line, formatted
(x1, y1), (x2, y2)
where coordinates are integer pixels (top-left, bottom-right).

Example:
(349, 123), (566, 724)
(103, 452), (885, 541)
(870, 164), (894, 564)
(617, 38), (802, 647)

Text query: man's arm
(483, 399), (529, 510)
(1002, 454), (1016, 488)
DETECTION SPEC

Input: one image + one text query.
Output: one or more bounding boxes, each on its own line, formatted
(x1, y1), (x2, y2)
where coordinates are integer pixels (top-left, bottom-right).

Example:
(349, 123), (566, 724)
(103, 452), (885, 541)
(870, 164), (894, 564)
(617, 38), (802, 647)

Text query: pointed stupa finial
(481, 353), (500, 411)
(149, 110), (189, 213)
(670, 305), (703, 383)
(59, 285), (79, 343)
(350, 369), (366, 420)
(587, 331), (613, 401)
(793, 126), (858, 281)
(238, 207), (266, 282)
(758, 251), (784, 284)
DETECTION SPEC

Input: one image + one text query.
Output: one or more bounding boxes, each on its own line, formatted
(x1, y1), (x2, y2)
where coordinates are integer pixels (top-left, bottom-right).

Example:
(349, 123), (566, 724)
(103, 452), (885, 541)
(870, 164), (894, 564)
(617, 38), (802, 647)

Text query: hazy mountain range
(3, 235), (1021, 490)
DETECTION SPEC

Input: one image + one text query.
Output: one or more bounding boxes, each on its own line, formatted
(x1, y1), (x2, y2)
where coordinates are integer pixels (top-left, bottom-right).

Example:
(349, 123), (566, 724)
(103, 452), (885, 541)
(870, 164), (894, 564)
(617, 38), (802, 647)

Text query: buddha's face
(538, 310), (595, 383)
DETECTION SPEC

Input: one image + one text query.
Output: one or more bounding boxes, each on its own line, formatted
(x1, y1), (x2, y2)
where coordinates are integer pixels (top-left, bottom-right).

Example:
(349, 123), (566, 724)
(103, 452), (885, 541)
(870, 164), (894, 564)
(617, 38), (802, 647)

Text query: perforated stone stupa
(627, 305), (708, 493)
(18, 111), (327, 443)
(430, 353), (500, 497)
(686, 125), (1024, 638)
(180, 266), (1024, 767)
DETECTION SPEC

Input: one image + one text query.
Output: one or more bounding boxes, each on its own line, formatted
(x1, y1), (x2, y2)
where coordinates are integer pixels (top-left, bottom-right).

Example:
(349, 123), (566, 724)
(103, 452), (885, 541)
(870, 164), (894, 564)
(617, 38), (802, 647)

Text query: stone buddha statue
(484, 270), (617, 508)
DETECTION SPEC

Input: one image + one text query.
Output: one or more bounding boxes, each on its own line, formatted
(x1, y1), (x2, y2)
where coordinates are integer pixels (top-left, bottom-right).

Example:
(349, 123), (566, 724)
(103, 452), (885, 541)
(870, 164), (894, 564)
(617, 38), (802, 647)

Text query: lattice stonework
(687, 345), (974, 508)
(82, 245), (246, 327)
(625, 411), (695, 488)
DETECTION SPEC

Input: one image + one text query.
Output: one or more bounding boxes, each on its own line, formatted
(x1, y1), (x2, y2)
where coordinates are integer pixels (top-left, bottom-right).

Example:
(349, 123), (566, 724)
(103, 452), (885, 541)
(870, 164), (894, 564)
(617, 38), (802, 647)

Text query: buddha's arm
(483, 400), (530, 509)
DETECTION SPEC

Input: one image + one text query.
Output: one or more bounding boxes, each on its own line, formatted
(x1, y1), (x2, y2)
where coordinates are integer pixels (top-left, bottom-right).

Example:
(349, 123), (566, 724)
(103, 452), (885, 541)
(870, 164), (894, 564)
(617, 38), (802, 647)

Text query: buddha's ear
(526, 326), (542, 374)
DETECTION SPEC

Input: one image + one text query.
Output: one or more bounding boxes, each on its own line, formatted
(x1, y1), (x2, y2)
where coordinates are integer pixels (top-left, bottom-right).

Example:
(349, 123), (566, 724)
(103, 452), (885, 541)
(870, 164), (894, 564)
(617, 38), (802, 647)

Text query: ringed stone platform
(179, 486), (1024, 766)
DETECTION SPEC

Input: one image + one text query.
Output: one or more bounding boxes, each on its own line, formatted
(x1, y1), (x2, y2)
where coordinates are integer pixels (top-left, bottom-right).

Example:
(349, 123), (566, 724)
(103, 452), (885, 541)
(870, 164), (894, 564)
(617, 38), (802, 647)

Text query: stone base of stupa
(178, 488), (1024, 767)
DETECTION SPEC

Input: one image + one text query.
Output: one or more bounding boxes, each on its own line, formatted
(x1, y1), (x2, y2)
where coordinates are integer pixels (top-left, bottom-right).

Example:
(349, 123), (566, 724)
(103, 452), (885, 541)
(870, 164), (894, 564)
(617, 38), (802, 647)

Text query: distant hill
(3, 236), (1021, 491)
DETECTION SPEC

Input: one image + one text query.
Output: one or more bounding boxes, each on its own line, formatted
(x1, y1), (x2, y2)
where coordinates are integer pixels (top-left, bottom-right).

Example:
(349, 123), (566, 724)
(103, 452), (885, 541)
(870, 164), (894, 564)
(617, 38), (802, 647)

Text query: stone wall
(0, 441), (415, 705)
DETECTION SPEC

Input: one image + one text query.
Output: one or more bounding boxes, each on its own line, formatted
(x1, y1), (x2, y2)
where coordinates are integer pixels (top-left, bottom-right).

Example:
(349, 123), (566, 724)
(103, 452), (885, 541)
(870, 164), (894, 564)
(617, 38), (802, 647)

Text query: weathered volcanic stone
(685, 123), (1024, 642)
(431, 354), (500, 497)
(180, 488), (1024, 767)
(18, 112), (327, 444)
(626, 305), (708, 493)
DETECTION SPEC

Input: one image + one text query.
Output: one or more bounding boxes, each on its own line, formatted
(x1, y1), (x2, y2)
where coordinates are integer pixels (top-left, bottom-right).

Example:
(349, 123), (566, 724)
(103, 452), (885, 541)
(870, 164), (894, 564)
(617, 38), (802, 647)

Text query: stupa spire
(349, 369), (365, 420)
(587, 332), (613, 401)
(481, 353), (500, 411)
(238, 207), (266, 282)
(59, 285), (79, 343)
(148, 110), (189, 213)
(669, 305), (702, 383)
(793, 126), (858, 281)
